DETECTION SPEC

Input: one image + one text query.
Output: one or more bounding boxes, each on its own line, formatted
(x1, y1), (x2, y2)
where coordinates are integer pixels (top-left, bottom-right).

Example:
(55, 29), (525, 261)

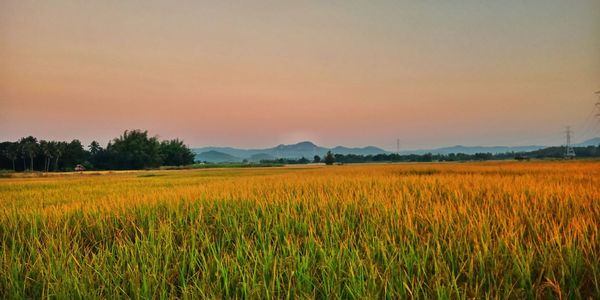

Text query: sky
(1, 0), (599, 150)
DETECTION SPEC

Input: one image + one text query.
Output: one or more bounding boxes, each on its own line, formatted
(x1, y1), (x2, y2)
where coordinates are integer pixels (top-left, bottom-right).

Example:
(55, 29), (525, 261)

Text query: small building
(74, 164), (86, 171)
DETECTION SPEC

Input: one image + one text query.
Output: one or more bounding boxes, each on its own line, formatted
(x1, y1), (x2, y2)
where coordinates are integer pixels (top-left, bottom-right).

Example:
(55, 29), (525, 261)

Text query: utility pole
(396, 138), (400, 155)
(565, 126), (576, 159)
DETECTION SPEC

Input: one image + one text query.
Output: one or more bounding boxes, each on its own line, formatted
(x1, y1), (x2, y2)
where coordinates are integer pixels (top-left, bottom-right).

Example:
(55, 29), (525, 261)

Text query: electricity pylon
(565, 126), (576, 159)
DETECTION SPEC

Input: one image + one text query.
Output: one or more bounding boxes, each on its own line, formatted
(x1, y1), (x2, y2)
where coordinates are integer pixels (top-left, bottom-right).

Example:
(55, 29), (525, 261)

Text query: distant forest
(261, 145), (600, 165)
(0, 130), (195, 172)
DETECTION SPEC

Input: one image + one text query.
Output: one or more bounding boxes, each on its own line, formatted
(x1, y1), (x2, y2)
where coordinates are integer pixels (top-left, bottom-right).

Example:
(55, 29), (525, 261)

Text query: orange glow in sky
(1, 1), (599, 149)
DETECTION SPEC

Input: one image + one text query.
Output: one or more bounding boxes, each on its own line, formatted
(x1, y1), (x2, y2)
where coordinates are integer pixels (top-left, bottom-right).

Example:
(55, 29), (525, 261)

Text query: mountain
(193, 141), (389, 162)
(193, 138), (600, 163)
(575, 137), (600, 147)
(195, 151), (241, 163)
(401, 137), (600, 155)
(401, 145), (546, 155)
(194, 147), (251, 159)
(269, 141), (329, 158)
(332, 146), (390, 156)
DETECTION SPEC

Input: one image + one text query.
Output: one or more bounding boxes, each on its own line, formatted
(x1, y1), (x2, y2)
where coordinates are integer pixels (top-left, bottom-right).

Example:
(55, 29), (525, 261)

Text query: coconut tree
(18, 137), (38, 171)
(18, 140), (26, 171)
(53, 142), (67, 171)
(20, 136), (38, 171)
(40, 140), (54, 172)
(4, 142), (18, 171)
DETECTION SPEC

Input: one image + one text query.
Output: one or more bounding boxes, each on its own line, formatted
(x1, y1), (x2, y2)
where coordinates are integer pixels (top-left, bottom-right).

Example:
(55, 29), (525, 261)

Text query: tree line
(259, 145), (600, 165)
(0, 130), (195, 172)
(3, 132), (598, 171)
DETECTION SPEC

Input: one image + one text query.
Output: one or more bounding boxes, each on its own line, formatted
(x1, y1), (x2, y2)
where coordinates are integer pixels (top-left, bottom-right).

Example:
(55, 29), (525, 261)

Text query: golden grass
(1, 161), (599, 298)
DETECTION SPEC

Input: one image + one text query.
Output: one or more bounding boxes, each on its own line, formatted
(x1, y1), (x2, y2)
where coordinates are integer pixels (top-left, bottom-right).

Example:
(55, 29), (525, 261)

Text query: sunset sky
(1, 0), (599, 150)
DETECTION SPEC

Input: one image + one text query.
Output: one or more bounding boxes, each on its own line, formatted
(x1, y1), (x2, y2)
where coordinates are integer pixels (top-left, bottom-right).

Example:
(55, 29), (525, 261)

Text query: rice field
(1, 161), (599, 299)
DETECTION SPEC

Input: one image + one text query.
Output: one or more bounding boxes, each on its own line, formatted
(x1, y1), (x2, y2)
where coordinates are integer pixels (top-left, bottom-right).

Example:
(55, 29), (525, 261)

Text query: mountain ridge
(193, 137), (600, 162)
(193, 141), (389, 162)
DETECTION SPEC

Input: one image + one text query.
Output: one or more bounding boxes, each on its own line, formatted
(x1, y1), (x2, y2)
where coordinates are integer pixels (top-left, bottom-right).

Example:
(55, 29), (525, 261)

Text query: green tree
(313, 155), (321, 163)
(324, 151), (335, 165)
(159, 139), (195, 166)
(3, 142), (18, 171)
(107, 130), (163, 169)
(62, 140), (87, 169)
(39, 140), (53, 172)
(53, 141), (67, 171)
(20, 136), (38, 171)
(18, 139), (26, 171)
(89, 141), (102, 156)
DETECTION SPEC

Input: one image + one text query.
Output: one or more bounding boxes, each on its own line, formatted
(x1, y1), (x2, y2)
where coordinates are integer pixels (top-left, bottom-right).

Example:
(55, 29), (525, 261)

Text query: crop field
(0, 161), (599, 298)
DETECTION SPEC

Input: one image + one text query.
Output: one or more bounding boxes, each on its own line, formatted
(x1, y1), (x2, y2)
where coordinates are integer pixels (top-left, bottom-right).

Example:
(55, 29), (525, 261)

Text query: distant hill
(269, 141), (329, 158)
(575, 137), (600, 147)
(193, 141), (389, 162)
(194, 138), (600, 162)
(403, 137), (600, 155)
(194, 147), (251, 159)
(195, 151), (241, 163)
(332, 146), (389, 156)
(401, 145), (546, 155)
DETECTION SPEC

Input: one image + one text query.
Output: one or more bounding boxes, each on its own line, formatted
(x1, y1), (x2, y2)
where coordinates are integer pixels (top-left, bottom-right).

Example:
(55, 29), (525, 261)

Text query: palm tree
(4, 143), (18, 171)
(89, 141), (101, 156)
(40, 140), (53, 172)
(54, 142), (67, 171)
(18, 140), (26, 171)
(20, 136), (38, 171)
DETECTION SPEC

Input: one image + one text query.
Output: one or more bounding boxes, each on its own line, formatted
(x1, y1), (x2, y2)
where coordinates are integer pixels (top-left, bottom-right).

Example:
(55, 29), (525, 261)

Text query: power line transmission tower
(578, 91), (600, 142)
(594, 91), (600, 139)
(565, 126), (576, 159)
(396, 138), (400, 155)
(596, 91), (600, 121)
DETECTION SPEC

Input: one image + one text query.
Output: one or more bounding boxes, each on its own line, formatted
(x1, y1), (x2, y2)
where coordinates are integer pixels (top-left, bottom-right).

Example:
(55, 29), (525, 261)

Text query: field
(1, 161), (599, 298)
